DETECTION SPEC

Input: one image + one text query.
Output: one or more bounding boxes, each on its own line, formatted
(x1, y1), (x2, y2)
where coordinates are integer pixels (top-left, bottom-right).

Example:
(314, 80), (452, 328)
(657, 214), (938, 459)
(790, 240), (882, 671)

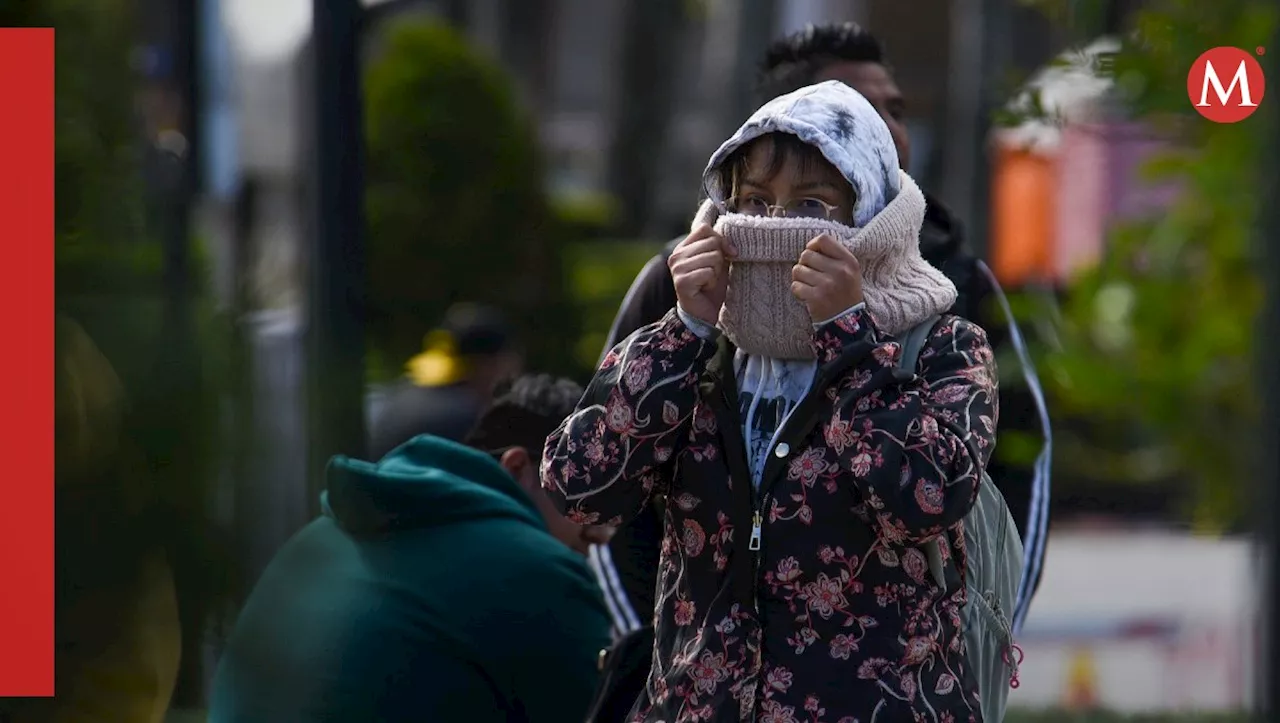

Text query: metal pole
(166, 0), (199, 313)
(943, 0), (1006, 261)
(167, 0), (206, 706)
(942, 0), (981, 240)
(728, 0), (778, 122)
(965, 0), (1008, 262)
(605, 0), (688, 235)
(309, 0), (368, 508)
(1258, 11), (1280, 718)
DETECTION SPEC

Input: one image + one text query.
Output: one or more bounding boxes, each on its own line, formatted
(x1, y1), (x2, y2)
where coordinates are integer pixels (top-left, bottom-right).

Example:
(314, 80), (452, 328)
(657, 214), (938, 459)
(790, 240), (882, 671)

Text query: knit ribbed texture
(714, 214), (836, 359)
(697, 171), (957, 359)
(851, 171), (958, 337)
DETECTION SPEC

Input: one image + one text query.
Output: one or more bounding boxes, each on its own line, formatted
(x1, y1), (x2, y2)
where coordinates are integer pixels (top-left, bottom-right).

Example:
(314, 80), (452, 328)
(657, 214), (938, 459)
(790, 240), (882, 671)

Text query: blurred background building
(223, 0), (1091, 297)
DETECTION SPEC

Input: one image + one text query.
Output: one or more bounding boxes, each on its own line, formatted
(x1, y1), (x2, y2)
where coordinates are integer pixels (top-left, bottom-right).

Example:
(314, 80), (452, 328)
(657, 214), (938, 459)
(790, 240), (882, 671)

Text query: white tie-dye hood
(701, 80), (901, 226)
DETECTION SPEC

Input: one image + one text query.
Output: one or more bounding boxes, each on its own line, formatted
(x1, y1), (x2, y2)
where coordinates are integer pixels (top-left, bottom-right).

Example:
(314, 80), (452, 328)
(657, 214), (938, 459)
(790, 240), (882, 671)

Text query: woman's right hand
(669, 224), (737, 325)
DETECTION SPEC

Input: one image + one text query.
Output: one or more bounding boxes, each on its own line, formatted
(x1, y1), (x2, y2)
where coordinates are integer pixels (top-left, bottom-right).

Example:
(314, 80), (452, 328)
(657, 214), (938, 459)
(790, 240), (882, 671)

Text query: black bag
(585, 626), (654, 723)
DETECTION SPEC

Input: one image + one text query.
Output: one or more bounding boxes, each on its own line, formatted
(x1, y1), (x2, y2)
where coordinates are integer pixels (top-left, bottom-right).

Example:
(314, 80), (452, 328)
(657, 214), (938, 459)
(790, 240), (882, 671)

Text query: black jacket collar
(920, 191), (966, 267)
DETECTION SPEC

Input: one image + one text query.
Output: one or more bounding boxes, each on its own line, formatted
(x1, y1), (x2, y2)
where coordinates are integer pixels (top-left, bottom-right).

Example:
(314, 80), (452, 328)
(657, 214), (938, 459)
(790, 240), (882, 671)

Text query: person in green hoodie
(209, 375), (612, 723)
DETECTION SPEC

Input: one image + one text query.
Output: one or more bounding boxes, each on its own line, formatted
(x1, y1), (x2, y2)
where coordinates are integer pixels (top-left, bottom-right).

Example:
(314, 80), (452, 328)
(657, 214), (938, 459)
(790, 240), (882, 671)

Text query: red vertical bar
(0, 28), (55, 696)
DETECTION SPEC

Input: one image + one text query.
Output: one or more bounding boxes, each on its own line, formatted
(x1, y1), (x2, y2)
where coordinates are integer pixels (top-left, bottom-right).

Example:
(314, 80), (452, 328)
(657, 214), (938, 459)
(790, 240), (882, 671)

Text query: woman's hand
(669, 224), (737, 325)
(790, 233), (865, 323)
(548, 515), (615, 556)
(525, 478), (615, 555)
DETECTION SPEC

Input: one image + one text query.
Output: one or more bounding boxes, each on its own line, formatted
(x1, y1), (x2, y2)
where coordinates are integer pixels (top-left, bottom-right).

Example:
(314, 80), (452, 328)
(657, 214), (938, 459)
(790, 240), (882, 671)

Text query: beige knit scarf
(695, 171), (957, 360)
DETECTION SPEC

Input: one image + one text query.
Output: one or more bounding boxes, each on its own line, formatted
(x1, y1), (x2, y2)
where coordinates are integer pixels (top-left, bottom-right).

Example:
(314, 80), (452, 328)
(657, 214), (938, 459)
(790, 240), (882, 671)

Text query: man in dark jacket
(209, 377), (611, 723)
(597, 22), (1051, 636)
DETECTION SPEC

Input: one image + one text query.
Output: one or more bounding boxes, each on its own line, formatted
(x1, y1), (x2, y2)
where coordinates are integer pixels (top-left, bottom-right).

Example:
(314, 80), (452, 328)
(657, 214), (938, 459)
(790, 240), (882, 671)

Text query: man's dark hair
(463, 374), (584, 456)
(754, 22), (887, 102)
(439, 303), (515, 358)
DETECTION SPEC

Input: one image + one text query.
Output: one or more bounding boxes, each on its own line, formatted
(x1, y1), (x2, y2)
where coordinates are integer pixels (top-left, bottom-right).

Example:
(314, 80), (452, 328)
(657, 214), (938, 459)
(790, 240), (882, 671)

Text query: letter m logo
(1188, 47), (1267, 123)
(1197, 59), (1257, 107)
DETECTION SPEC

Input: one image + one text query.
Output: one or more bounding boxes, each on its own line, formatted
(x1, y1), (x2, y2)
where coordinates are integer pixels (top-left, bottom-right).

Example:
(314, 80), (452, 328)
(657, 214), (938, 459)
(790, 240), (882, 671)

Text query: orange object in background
(991, 145), (1056, 287)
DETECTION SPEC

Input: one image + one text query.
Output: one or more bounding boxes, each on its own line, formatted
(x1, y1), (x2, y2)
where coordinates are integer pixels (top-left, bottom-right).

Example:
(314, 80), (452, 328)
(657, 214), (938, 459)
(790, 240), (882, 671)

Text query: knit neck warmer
(699, 170), (957, 360)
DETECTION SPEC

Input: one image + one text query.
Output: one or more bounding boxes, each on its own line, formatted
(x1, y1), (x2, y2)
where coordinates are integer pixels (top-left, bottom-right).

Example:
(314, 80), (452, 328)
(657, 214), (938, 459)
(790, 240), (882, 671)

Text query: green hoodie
(209, 436), (611, 723)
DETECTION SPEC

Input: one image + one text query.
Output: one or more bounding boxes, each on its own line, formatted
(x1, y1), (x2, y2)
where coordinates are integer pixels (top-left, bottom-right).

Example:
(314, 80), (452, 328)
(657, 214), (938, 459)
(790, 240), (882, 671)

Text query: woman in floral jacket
(543, 81), (998, 723)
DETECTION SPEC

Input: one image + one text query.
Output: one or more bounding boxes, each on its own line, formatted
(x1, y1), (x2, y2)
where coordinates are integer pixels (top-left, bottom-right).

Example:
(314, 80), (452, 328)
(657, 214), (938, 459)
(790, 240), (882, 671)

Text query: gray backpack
(897, 316), (1024, 723)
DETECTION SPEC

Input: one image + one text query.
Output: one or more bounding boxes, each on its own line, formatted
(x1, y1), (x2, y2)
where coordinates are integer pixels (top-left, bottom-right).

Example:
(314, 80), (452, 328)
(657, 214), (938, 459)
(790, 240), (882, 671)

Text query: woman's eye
(740, 196), (770, 215)
(791, 198), (830, 218)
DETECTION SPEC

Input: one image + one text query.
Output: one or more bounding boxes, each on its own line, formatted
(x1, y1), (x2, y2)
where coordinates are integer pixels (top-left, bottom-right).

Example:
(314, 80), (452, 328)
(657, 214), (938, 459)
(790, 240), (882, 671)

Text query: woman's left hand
(791, 233), (865, 322)
(524, 481), (616, 555)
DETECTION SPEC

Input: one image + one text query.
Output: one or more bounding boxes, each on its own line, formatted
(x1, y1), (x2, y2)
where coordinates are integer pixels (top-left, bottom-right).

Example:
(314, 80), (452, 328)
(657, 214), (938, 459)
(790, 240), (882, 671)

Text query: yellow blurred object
(406, 330), (471, 387)
(55, 317), (150, 514)
(34, 552), (181, 723)
(56, 316), (125, 469)
(5, 318), (183, 723)
(1063, 646), (1099, 710)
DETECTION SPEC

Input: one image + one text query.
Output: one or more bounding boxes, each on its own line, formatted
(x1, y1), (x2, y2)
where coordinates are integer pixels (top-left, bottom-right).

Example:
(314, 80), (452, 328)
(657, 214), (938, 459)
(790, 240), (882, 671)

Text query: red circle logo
(1188, 47), (1266, 123)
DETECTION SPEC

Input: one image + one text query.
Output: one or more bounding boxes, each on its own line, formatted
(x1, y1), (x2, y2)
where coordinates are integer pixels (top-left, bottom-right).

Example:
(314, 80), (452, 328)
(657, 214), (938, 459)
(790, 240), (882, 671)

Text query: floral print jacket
(542, 306), (998, 723)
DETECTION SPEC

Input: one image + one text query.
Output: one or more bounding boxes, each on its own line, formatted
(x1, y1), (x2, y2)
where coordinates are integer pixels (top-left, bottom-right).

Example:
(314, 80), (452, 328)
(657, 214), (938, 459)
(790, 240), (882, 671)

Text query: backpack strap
(896, 316), (946, 588)
(896, 315), (942, 374)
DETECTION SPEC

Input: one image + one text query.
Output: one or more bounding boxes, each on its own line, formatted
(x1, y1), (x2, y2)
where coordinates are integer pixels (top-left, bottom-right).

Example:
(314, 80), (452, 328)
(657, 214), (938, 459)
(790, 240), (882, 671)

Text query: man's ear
(499, 446), (570, 521)
(499, 447), (536, 491)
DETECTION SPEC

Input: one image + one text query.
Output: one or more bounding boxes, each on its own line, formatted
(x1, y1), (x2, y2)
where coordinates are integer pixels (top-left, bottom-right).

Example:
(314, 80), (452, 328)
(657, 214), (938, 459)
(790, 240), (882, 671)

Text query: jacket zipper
(744, 366), (829, 614)
(750, 501), (769, 622)
(750, 510), (764, 631)
(717, 345), (867, 717)
(720, 389), (764, 619)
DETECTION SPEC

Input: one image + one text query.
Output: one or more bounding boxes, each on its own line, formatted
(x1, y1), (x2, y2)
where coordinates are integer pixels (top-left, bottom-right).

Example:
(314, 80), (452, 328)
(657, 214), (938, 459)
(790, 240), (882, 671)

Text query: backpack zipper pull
(748, 512), (762, 551)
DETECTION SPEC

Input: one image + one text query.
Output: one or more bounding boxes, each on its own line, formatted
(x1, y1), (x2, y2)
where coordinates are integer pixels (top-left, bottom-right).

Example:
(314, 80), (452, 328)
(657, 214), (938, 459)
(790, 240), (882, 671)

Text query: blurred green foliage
(363, 18), (581, 379)
(43, 0), (147, 254)
(552, 190), (622, 240)
(564, 240), (666, 370)
(1015, 0), (1276, 529)
(4, 0), (238, 710)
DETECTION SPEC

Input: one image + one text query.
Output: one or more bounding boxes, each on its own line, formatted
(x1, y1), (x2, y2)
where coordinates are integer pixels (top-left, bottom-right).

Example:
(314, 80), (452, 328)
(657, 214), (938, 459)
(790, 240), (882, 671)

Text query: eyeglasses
(723, 195), (842, 220)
